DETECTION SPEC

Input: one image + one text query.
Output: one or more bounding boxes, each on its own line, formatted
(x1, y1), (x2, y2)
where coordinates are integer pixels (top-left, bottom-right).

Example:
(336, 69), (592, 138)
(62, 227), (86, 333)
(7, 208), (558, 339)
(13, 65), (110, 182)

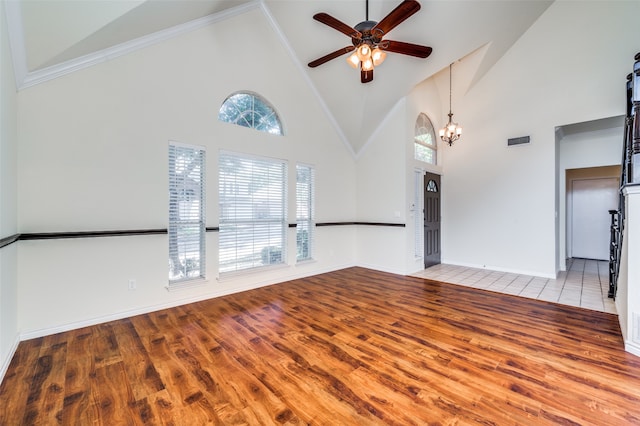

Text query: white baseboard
(19, 262), (356, 341)
(0, 334), (21, 385)
(440, 259), (556, 279)
(625, 340), (640, 358)
(355, 262), (406, 276)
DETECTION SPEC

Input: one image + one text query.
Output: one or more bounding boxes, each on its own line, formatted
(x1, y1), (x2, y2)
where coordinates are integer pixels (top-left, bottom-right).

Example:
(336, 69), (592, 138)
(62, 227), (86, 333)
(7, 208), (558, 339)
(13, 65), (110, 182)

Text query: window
(219, 151), (287, 274)
(296, 164), (315, 261)
(414, 113), (437, 164)
(218, 92), (283, 135)
(169, 142), (206, 282)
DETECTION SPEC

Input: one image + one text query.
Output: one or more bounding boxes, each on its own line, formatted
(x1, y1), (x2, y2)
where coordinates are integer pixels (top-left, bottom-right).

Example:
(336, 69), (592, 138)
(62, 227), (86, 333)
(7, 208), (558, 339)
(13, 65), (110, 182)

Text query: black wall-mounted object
(507, 136), (530, 146)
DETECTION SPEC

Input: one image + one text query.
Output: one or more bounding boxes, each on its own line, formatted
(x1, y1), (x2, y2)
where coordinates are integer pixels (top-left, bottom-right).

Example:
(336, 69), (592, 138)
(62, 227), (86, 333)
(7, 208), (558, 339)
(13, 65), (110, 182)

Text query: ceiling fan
(307, 0), (432, 83)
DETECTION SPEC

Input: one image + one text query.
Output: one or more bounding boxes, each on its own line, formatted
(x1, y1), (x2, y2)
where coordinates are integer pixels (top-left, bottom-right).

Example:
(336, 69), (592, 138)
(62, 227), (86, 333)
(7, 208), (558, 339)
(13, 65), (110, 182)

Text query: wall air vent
(507, 136), (530, 146)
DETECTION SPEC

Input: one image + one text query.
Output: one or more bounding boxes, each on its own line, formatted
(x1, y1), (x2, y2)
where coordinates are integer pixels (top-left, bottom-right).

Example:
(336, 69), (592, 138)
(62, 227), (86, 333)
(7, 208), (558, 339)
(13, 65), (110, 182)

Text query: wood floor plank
(2, 267), (640, 425)
(22, 341), (67, 424)
(92, 361), (137, 425)
(111, 319), (165, 401)
(0, 337), (43, 425)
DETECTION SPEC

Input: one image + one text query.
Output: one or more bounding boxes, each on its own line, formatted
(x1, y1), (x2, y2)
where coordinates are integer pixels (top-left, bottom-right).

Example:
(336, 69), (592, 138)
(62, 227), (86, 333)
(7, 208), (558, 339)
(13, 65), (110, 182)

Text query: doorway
(569, 177), (619, 260)
(424, 172), (441, 268)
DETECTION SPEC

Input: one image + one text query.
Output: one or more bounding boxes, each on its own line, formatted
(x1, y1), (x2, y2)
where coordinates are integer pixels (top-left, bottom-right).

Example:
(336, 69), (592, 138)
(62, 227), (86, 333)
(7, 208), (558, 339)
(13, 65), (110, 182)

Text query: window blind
(219, 151), (287, 274)
(296, 164), (315, 261)
(168, 143), (206, 282)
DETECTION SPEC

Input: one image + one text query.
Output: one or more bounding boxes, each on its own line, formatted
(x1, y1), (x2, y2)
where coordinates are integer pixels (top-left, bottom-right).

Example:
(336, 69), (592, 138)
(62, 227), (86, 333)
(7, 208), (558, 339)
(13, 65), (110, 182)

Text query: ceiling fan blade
(361, 68), (374, 83)
(380, 40), (432, 58)
(372, 0), (421, 37)
(313, 13), (362, 38)
(308, 46), (356, 68)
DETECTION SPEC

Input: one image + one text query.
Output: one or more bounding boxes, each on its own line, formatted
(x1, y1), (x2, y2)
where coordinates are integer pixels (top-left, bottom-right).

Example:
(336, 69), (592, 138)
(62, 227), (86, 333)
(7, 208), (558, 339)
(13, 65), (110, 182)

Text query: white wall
(0, 0), (19, 380)
(16, 9), (357, 337)
(355, 100), (408, 274)
(354, 68), (446, 276)
(440, 0), (639, 278)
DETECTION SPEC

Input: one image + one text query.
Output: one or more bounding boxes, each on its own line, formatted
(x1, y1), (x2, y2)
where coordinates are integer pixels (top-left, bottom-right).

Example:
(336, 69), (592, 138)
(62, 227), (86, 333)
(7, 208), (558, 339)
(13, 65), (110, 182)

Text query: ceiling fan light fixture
(308, 0), (432, 83)
(346, 52), (360, 69)
(356, 43), (372, 61)
(361, 57), (374, 71)
(371, 48), (386, 66)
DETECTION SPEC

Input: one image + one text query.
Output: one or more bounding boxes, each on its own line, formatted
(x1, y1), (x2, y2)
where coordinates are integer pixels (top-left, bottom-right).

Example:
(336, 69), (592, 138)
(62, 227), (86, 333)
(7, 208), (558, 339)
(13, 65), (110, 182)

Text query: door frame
(567, 176), (619, 260)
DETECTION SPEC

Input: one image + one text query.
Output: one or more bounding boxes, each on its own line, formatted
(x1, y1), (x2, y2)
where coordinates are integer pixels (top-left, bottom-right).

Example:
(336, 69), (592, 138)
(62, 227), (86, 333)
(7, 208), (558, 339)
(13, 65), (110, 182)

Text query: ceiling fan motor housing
(353, 20), (382, 47)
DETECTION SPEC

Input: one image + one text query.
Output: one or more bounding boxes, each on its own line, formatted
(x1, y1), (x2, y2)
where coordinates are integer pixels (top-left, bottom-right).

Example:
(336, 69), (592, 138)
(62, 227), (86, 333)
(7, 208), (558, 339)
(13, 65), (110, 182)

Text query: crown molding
(7, 0), (261, 90)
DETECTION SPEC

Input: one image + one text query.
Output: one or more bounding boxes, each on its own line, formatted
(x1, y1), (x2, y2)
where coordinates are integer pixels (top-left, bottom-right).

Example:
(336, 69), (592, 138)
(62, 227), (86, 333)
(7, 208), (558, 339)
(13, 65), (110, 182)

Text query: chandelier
(440, 63), (462, 145)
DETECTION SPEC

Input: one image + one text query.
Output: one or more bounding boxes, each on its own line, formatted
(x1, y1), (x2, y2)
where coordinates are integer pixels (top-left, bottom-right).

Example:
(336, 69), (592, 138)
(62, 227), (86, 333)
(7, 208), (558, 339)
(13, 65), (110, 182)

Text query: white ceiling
(6, 0), (554, 155)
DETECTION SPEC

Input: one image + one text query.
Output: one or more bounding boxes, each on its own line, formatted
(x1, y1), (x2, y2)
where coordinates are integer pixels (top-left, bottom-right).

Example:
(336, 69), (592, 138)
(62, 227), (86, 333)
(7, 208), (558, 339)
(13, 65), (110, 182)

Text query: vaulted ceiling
(5, 0), (553, 155)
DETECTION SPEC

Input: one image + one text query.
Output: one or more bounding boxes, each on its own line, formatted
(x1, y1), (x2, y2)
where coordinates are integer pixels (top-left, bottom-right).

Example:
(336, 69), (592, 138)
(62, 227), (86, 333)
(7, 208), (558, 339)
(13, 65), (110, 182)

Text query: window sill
(217, 263), (290, 282)
(165, 278), (209, 292)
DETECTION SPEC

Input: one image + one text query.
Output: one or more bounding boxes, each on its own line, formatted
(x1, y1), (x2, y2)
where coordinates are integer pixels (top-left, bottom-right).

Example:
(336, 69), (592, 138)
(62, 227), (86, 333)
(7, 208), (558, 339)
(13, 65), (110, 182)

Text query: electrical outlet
(128, 279), (136, 291)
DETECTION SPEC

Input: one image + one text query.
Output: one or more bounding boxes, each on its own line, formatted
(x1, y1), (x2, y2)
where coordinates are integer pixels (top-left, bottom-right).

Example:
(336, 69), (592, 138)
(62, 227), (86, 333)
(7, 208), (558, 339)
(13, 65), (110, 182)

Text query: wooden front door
(424, 172), (441, 268)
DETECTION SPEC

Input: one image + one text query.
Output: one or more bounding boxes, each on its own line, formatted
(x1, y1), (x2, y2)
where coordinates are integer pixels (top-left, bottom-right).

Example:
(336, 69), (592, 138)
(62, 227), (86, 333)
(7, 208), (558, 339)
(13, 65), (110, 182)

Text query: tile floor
(411, 258), (617, 314)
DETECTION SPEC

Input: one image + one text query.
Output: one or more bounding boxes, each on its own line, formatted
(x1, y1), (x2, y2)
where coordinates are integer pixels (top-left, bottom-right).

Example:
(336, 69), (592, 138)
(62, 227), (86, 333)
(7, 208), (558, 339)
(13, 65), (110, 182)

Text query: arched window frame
(218, 91), (283, 135)
(414, 113), (437, 164)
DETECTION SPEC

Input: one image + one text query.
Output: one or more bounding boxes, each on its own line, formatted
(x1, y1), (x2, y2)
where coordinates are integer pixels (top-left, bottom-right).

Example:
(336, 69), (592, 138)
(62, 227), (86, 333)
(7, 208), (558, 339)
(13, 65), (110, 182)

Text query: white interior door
(571, 178), (618, 260)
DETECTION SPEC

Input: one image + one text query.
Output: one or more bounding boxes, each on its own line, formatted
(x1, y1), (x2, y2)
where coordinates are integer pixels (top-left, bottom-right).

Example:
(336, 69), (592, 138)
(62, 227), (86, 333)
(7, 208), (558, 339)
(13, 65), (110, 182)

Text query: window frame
(218, 91), (283, 136)
(414, 113), (437, 165)
(168, 141), (206, 285)
(218, 150), (288, 275)
(296, 163), (315, 262)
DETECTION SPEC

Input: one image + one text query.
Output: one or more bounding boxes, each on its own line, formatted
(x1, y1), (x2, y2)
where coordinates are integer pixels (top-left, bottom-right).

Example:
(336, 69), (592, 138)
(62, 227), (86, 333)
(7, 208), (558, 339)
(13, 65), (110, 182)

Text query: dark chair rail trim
(0, 222), (405, 247)
(0, 233), (20, 249)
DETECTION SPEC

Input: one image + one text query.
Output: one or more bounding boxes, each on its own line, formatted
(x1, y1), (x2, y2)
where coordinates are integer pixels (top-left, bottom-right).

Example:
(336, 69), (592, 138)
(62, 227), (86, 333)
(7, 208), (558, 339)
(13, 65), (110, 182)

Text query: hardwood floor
(2, 267), (640, 425)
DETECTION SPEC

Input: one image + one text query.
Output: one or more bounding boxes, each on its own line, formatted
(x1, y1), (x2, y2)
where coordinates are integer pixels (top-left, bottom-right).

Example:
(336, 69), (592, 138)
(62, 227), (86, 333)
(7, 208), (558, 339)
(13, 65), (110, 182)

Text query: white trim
(10, 1), (260, 90)
(440, 260), (557, 280)
(625, 340), (640, 358)
(18, 262), (354, 341)
(0, 333), (21, 385)
(258, 2), (356, 159)
(168, 139), (206, 151)
(165, 278), (209, 292)
(623, 185), (640, 196)
(356, 262), (406, 276)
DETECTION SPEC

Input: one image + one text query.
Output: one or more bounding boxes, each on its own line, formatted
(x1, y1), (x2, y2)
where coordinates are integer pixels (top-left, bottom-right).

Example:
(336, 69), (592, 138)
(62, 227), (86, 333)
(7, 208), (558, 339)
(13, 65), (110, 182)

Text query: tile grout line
(413, 258), (614, 314)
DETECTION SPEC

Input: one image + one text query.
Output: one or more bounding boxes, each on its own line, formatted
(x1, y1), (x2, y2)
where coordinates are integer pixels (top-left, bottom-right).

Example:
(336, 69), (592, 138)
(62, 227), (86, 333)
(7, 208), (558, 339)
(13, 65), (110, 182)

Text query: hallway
(412, 258), (617, 314)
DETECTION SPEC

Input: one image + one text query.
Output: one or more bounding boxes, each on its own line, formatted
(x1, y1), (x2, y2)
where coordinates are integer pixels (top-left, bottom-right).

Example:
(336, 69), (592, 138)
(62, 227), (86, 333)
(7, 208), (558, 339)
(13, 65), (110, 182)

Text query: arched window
(218, 92), (283, 135)
(414, 113), (437, 164)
